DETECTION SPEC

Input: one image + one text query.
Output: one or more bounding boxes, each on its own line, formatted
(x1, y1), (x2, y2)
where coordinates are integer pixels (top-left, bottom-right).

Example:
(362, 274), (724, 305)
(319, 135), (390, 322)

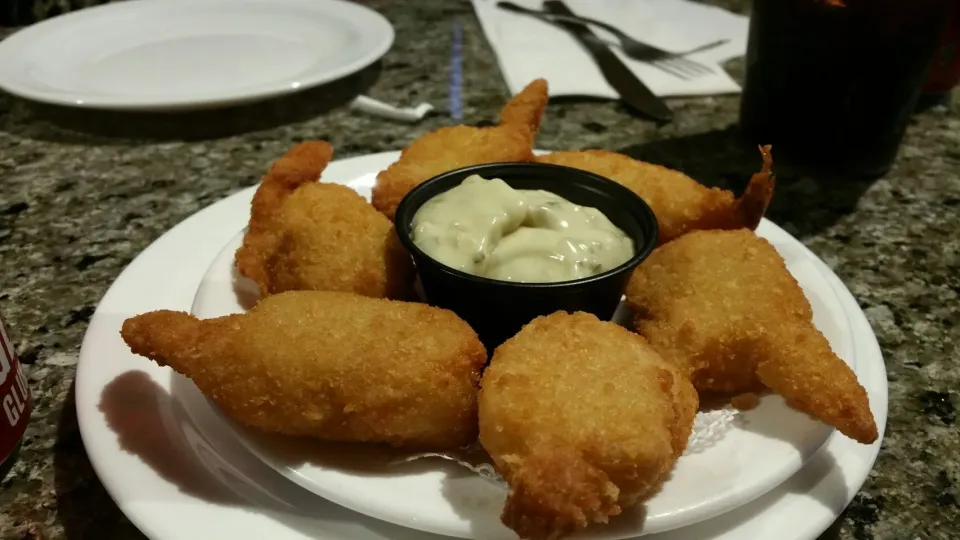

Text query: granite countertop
(0, 0), (958, 538)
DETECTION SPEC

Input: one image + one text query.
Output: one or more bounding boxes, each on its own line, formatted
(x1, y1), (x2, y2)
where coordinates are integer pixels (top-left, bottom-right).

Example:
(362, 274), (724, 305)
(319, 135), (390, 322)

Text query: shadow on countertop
(53, 382), (149, 540)
(0, 61), (382, 144)
(617, 127), (879, 240)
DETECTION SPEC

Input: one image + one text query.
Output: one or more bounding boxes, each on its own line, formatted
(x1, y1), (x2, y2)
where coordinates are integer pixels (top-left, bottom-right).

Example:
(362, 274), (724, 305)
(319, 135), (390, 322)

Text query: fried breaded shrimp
(372, 79), (549, 220)
(479, 312), (698, 540)
(121, 291), (487, 449)
(244, 182), (414, 299)
(536, 145), (775, 245)
(236, 141), (335, 287)
(626, 229), (878, 444)
(236, 143), (415, 300)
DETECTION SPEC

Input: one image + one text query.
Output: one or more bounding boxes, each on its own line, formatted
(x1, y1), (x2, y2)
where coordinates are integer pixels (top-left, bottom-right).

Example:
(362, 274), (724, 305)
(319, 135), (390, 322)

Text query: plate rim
(0, 0), (394, 111)
(75, 151), (888, 540)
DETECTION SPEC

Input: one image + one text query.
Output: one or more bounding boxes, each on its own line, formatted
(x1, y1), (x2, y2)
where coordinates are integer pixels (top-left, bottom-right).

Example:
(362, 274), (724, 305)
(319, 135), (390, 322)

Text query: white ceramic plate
(0, 0), (393, 111)
(189, 162), (852, 539)
(76, 152), (887, 540)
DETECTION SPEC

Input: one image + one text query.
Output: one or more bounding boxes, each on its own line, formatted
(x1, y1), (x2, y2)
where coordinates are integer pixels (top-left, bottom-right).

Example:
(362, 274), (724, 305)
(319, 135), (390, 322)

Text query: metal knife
(542, 0), (673, 122)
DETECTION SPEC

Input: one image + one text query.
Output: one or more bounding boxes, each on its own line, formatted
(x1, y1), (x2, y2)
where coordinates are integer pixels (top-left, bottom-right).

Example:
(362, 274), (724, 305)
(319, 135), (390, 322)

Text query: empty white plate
(0, 0), (394, 110)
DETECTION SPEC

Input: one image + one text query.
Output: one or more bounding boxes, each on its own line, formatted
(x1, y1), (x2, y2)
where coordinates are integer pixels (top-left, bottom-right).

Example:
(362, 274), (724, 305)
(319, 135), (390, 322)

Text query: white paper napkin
(471, 0), (749, 99)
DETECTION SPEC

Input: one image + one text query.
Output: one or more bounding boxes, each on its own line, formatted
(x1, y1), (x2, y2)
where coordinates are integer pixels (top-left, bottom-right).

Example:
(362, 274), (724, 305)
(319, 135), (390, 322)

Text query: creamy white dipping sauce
(410, 175), (634, 283)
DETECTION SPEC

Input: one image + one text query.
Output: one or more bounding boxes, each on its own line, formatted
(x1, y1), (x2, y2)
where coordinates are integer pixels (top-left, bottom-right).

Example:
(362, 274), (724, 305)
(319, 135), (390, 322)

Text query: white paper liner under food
(395, 408), (740, 487)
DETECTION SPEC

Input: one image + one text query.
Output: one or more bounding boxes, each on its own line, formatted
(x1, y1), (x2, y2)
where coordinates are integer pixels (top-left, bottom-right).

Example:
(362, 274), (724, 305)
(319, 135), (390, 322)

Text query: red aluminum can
(0, 312), (32, 475)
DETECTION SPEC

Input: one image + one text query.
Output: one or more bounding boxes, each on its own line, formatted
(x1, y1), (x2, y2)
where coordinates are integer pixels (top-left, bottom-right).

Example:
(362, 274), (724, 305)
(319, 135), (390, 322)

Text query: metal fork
(496, 1), (727, 80)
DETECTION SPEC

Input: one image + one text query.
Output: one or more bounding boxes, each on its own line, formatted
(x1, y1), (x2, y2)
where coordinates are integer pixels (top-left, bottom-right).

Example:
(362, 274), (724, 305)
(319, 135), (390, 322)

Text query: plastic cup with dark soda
(740, 0), (953, 178)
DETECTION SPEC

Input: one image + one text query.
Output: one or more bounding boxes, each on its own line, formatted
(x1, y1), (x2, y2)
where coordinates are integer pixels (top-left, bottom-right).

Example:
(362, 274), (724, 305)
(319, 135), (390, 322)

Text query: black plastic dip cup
(394, 162), (659, 351)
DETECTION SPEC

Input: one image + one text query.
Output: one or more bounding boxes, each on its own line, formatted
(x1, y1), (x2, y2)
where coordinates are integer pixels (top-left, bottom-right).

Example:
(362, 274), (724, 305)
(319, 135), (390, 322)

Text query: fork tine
(654, 59), (700, 78)
(657, 57), (712, 78)
(661, 59), (707, 77)
(650, 60), (694, 80)
(672, 57), (714, 75)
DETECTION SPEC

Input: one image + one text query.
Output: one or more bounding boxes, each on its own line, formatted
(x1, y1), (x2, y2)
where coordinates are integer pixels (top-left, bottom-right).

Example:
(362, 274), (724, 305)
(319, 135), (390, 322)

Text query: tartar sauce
(410, 175), (634, 283)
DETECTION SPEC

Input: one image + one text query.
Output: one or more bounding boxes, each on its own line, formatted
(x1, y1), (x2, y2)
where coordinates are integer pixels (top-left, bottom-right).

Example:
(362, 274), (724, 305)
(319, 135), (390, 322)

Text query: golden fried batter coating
(479, 312), (698, 540)
(372, 79), (549, 220)
(626, 229), (878, 444)
(121, 291), (487, 449)
(536, 145), (775, 245)
(261, 183), (413, 298)
(236, 142), (415, 299)
(236, 141), (335, 287)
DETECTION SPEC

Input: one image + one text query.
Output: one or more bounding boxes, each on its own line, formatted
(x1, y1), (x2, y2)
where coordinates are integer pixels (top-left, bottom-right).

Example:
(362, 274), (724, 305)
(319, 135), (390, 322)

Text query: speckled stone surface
(0, 0), (958, 539)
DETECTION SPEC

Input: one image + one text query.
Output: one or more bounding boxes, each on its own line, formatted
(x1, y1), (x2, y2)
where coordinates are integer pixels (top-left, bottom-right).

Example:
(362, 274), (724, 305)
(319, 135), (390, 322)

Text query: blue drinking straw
(450, 17), (464, 121)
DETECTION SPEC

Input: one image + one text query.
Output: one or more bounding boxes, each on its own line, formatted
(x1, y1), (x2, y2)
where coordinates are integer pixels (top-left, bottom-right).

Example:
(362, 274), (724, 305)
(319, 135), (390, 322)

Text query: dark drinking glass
(740, 0), (952, 178)
(918, 5), (960, 110)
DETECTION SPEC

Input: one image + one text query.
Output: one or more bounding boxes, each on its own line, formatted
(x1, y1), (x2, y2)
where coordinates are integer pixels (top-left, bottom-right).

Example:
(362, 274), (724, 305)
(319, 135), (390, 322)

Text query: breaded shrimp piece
(247, 182), (414, 299)
(536, 145), (775, 245)
(236, 143), (415, 300)
(372, 79), (549, 220)
(626, 229), (878, 444)
(121, 291), (487, 449)
(236, 141), (335, 287)
(479, 312), (697, 540)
